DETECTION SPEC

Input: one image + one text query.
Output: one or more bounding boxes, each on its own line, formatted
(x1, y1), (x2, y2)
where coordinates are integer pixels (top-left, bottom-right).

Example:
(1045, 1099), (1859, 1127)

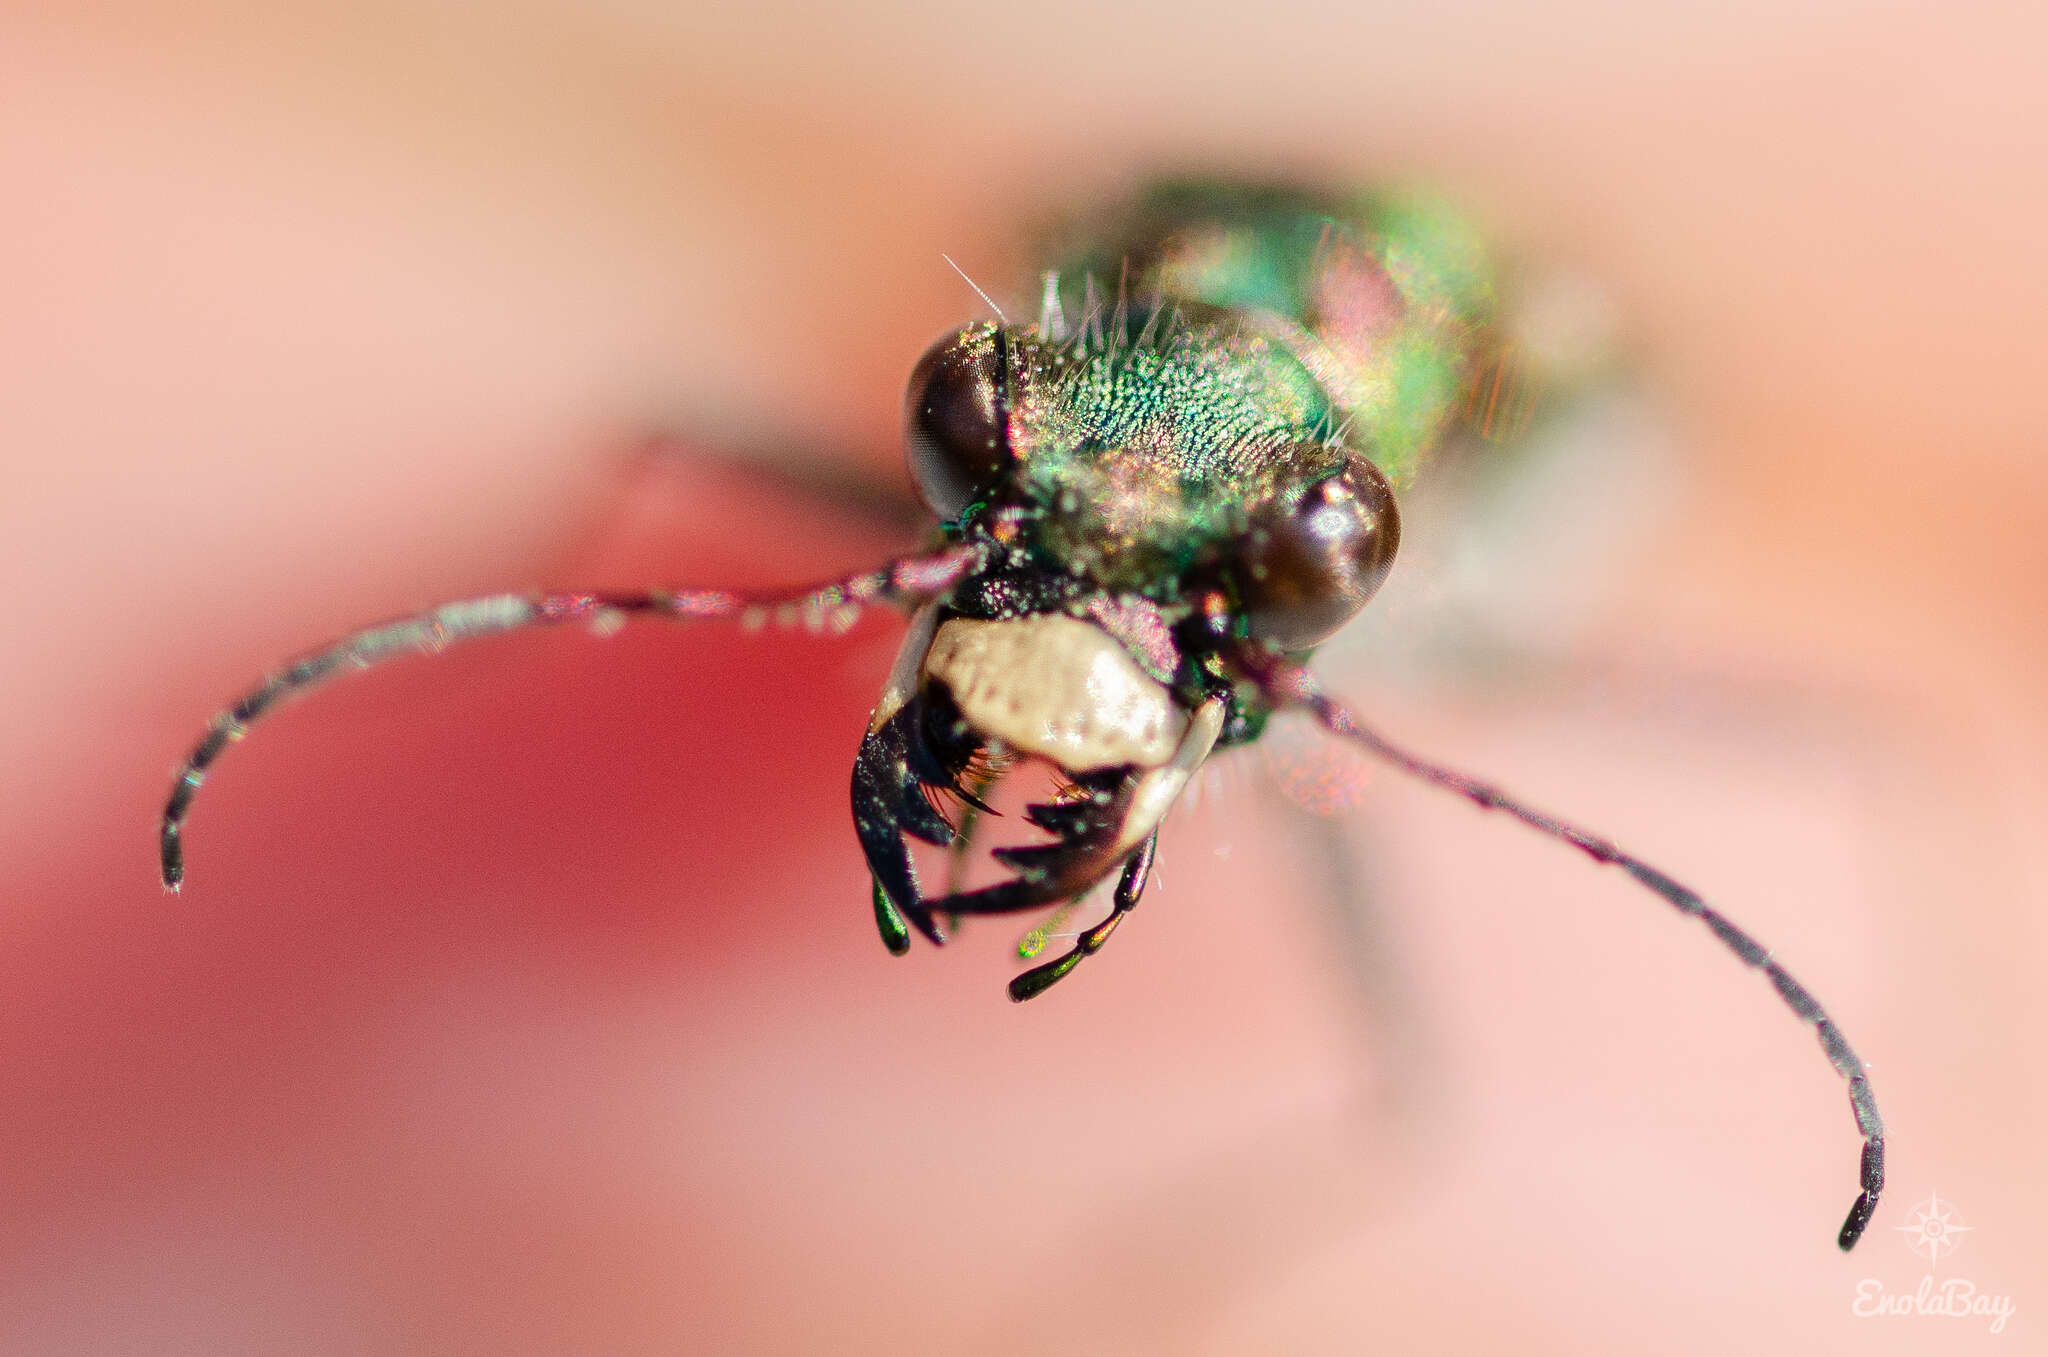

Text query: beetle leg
(160, 545), (982, 891)
(1275, 794), (1429, 1124)
(1007, 830), (1157, 1001)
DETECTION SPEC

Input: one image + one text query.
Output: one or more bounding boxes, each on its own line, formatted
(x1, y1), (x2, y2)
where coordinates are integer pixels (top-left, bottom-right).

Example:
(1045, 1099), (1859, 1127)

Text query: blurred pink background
(3, 2), (2042, 1352)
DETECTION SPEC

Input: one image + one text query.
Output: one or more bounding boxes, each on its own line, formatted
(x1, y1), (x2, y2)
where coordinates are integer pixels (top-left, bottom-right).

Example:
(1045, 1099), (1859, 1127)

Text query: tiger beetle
(159, 181), (1883, 1251)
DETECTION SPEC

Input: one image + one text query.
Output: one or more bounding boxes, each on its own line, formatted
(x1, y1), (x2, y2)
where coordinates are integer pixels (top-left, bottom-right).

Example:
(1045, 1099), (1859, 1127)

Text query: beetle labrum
(159, 182), (1883, 1250)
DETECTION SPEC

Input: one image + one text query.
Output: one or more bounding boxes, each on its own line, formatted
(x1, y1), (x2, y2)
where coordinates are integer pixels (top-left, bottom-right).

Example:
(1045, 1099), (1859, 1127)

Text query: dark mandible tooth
(850, 716), (948, 948)
(1022, 798), (1111, 838)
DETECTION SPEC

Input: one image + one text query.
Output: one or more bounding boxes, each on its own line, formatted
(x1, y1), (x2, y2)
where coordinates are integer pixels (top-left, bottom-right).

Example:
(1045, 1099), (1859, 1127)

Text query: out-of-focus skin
(3, 4), (2043, 1353)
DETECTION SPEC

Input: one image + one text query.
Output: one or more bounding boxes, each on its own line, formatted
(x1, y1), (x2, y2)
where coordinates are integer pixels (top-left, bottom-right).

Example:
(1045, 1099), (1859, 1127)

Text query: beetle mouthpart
(851, 604), (1226, 959)
(924, 696), (1225, 921)
(935, 768), (1143, 918)
(885, 615), (1214, 931)
(851, 700), (956, 948)
(921, 614), (1187, 773)
(852, 682), (1143, 949)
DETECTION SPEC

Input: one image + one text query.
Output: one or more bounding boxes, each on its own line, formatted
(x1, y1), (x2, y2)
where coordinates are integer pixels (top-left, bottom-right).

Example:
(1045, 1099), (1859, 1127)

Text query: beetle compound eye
(904, 326), (1011, 519)
(1236, 455), (1401, 650)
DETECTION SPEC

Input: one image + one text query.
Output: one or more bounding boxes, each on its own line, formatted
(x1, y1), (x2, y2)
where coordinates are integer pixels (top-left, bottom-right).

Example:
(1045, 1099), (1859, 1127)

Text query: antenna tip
(1837, 1192), (1877, 1251)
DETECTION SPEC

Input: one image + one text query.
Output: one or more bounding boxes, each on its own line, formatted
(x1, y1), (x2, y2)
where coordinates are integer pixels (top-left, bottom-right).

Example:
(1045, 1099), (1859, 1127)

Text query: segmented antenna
(1243, 649), (1885, 1251)
(160, 546), (982, 891)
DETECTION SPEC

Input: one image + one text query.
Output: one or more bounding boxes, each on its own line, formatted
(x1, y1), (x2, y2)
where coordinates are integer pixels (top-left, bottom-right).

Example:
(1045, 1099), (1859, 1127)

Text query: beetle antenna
(160, 545), (983, 893)
(1239, 648), (1885, 1251)
(941, 253), (1007, 325)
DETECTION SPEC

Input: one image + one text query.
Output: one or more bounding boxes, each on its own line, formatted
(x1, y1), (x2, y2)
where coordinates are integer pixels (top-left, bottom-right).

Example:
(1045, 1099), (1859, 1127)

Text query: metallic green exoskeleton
(160, 178), (1884, 1252)
(1043, 180), (1498, 486)
(858, 183), (1501, 965)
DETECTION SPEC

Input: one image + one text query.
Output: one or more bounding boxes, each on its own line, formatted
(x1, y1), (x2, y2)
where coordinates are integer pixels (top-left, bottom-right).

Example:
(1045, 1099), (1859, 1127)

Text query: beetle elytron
(158, 181), (1883, 1250)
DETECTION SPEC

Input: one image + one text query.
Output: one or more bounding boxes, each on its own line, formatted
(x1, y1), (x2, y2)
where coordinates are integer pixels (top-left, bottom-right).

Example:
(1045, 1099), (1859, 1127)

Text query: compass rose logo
(1894, 1191), (1973, 1266)
(1855, 1191), (2015, 1332)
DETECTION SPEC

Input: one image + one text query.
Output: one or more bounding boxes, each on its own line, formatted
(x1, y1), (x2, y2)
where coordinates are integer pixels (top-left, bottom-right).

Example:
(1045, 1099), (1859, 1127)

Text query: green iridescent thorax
(1002, 316), (1344, 596)
(1044, 181), (1498, 488)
